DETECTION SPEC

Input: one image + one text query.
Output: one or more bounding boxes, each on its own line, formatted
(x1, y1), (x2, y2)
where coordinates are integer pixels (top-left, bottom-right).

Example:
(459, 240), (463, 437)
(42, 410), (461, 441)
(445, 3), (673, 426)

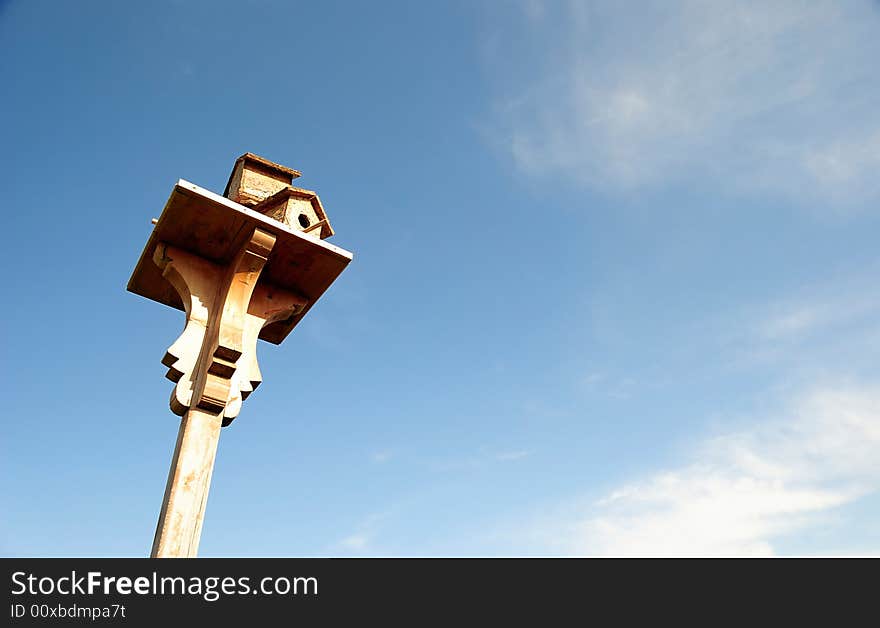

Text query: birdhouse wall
(287, 197), (321, 233)
(265, 197), (322, 237)
(227, 164), (292, 207)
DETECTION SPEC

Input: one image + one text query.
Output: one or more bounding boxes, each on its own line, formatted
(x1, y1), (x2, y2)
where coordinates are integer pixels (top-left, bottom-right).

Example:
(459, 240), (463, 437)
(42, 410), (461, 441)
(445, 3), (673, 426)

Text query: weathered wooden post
(127, 153), (352, 557)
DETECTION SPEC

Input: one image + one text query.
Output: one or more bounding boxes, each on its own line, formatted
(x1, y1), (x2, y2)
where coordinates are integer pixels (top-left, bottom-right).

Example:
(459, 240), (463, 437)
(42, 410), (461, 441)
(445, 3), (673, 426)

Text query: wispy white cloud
(755, 293), (880, 343)
(582, 372), (605, 387)
(370, 450), (393, 464)
(580, 370), (637, 399)
(337, 532), (372, 552)
(334, 512), (390, 556)
(432, 446), (534, 472)
(567, 273), (880, 556)
(721, 274), (880, 371)
(487, 0), (880, 206)
(495, 450), (531, 462)
(517, 383), (880, 556)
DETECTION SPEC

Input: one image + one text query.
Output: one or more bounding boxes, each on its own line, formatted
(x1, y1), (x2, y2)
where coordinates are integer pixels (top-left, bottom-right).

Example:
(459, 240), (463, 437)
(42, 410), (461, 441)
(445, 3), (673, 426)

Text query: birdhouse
(223, 152), (334, 240)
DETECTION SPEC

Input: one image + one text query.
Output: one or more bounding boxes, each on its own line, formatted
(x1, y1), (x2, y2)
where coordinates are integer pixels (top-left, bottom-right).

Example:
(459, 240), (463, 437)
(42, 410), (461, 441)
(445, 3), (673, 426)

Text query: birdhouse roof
(222, 152), (302, 198)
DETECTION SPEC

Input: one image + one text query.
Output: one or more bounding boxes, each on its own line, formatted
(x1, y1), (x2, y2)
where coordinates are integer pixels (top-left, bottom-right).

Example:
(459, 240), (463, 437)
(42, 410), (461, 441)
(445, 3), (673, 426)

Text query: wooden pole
(151, 408), (223, 557)
(148, 228), (302, 557)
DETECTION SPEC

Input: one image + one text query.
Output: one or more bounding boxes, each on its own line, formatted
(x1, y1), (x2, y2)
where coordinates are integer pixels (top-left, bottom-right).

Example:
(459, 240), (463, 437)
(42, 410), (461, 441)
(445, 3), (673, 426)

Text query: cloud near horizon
(514, 382), (880, 557)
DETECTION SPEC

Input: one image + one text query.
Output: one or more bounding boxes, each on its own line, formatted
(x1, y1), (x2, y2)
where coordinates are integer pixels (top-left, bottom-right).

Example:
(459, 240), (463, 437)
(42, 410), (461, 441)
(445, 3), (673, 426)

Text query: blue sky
(2, 0), (879, 557)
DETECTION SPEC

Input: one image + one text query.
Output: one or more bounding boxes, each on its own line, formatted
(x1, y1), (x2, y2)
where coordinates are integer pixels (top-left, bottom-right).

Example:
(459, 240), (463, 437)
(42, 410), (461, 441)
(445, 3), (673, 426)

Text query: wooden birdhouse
(223, 152), (334, 240)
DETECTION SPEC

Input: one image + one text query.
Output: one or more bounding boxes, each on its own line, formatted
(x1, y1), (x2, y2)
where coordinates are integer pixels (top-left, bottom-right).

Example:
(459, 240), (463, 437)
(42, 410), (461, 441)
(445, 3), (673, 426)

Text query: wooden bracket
(153, 228), (308, 425)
